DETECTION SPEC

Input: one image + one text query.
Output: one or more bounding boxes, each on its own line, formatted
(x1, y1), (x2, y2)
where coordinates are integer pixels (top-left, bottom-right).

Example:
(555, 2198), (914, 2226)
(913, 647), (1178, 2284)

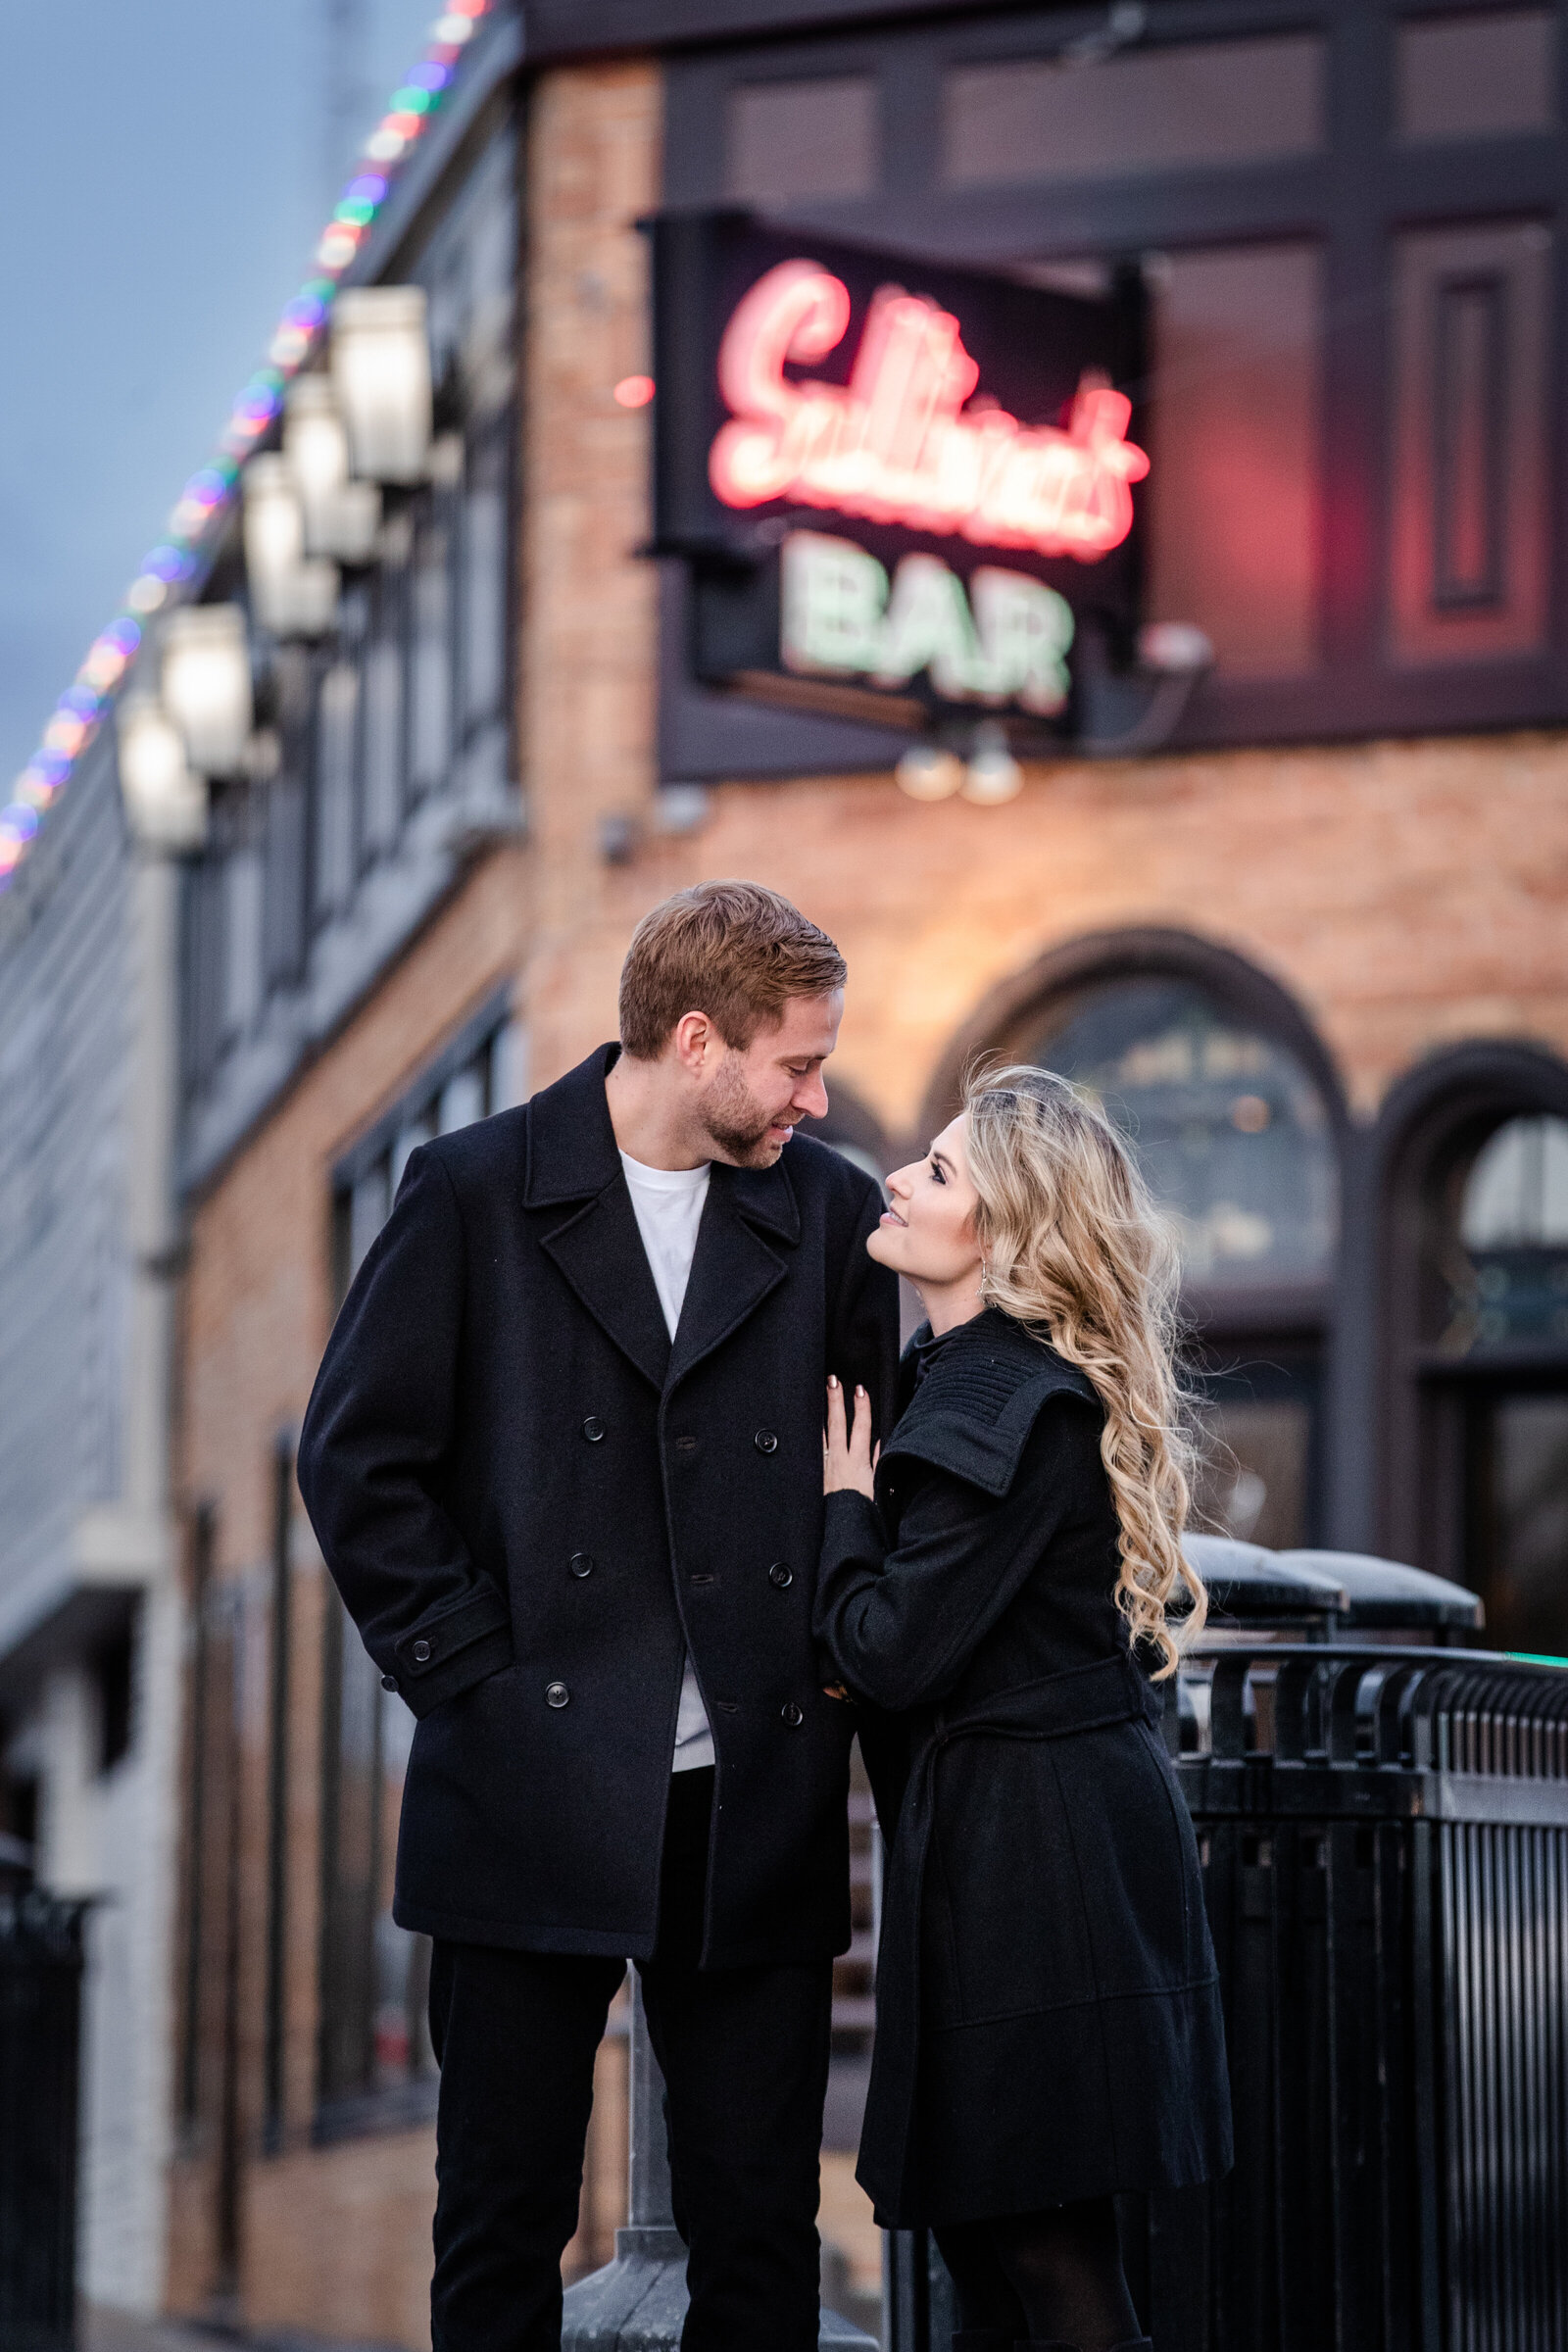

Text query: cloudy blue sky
(1, 1), (441, 794)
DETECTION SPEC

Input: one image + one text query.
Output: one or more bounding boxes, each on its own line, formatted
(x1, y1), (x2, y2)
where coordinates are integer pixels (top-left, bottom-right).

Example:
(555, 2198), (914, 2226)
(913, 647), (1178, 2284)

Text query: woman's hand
(824, 1375), (878, 1498)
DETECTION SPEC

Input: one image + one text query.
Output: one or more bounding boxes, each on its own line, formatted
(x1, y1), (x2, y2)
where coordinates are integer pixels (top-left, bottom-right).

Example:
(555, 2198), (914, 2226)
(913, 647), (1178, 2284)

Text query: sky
(0, 1), (444, 797)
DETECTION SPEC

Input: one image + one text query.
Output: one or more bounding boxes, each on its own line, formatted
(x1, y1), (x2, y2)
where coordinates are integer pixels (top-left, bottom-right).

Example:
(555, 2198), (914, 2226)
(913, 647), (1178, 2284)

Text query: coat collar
(526, 1044), (802, 1395)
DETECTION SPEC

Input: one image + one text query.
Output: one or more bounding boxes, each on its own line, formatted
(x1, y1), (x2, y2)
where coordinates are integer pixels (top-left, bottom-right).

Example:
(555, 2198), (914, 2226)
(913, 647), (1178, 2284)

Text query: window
(1024, 976), (1337, 1287)
(727, 75), (878, 204)
(1390, 220), (1550, 664)
(317, 999), (522, 2126)
(941, 35), (1324, 186)
(1146, 245), (1322, 679)
(1443, 1119), (1568, 1652)
(1008, 963), (1340, 1547)
(1444, 1116), (1568, 1354)
(264, 1436), (294, 2149)
(1395, 10), (1555, 145)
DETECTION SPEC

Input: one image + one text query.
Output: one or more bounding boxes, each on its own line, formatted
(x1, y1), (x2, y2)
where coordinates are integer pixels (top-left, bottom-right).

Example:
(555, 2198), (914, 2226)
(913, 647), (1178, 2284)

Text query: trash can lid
(1182, 1534), (1348, 1622)
(1275, 1549), (1483, 1631)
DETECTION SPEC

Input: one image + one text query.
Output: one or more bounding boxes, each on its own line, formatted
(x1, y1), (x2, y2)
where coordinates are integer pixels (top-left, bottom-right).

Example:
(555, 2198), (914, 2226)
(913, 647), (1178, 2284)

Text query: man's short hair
(618, 881), (847, 1060)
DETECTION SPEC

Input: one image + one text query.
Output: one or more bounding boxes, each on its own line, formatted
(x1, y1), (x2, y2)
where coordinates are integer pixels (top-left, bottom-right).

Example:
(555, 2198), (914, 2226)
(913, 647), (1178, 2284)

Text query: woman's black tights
(934, 2196), (1142, 2350)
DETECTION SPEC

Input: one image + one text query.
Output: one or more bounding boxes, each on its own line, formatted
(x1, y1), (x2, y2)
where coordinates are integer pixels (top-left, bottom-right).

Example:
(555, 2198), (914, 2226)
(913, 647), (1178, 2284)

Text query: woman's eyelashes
(929, 1156), (947, 1185)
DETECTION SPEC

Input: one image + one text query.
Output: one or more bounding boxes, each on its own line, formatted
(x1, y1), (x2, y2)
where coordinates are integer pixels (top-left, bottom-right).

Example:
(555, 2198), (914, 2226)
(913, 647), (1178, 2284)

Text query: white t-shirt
(619, 1151), (714, 1774)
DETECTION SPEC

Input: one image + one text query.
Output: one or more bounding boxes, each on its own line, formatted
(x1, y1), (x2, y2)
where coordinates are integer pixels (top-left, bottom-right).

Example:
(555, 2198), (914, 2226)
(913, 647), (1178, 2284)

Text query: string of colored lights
(0, 0), (496, 893)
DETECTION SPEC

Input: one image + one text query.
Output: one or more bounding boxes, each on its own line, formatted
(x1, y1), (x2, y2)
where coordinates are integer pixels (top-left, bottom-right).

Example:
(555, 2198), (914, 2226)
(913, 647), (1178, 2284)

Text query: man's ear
(670, 1010), (713, 1075)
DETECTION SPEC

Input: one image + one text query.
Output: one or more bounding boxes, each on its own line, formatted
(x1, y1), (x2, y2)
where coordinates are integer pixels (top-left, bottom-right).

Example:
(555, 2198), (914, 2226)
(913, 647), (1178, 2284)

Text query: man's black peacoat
(297, 1043), (900, 1968)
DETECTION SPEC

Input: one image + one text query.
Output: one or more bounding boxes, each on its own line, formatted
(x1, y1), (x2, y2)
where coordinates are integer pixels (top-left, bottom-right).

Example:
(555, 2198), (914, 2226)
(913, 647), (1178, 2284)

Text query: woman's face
(868, 1113), (984, 1289)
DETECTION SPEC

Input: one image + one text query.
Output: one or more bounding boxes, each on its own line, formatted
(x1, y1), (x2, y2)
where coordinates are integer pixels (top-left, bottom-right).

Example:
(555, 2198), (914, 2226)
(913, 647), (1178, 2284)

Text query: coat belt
(871, 1650), (1160, 2217)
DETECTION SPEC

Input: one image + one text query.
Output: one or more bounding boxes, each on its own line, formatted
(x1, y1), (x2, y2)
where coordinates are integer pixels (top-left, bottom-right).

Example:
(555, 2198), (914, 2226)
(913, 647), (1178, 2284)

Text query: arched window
(1023, 975), (1337, 1288)
(1445, 1115), (1568, 1353)
(1379, 1056), (1568, 1651)
(934, 940), (1345, 1550)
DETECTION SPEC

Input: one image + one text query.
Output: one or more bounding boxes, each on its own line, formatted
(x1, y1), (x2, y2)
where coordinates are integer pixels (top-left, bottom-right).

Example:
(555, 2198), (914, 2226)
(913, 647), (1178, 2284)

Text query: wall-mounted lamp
(283, 377), (381, 563)
(244, 456), (340, 637)
(160, 605), (253, 778)
(959, 721), (1023, 806)
(332, 286), (433, 485)
(896, 727), (1023, 805)
(895, 744), (966, 802)
(117, 696), (208, 851)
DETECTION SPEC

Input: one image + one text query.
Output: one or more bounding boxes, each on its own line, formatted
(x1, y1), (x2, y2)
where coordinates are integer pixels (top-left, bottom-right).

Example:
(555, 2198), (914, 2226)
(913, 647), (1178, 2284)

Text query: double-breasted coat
(297, 1043), (900, 1967)
(815, 1308), (1233, 2227)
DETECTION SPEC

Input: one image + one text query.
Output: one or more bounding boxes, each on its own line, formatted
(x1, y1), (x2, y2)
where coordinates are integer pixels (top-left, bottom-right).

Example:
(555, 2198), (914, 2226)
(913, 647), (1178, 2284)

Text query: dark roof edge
(521, 0), (987, 65)
(346, 9), (525, 290)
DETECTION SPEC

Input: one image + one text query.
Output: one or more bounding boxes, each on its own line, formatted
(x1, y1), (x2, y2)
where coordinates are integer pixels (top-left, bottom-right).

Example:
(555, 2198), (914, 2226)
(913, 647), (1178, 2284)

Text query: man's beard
(698, 1058), (788, 1165)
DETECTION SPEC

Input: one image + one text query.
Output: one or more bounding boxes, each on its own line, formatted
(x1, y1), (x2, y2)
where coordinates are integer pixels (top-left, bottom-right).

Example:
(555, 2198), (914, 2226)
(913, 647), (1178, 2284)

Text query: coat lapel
(523, 1045), (804, 1396)
(526, 1045), (671, 1394)
(539, 1188), (672, 1394)
(667, 1157), (801, 1392)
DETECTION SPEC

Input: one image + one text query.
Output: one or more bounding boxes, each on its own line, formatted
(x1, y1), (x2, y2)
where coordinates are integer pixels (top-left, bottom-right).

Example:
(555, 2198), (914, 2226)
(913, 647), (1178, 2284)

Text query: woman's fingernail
(857, 1385), (866, 1396)
(827, 1374), (838, 1389)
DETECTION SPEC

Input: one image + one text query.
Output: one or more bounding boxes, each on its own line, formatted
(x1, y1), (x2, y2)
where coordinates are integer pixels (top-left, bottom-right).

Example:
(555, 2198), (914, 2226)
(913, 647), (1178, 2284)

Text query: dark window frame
(315, 985), (515, 2139)
(660, 0), (1568, 769)
(1372, 1037), (1568, 1577)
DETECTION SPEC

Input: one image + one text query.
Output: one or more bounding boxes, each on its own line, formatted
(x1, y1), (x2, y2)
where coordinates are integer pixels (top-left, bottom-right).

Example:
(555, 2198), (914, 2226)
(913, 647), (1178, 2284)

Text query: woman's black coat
(297, 1044), (899, 1967)
(816, 1308), (1232, 2227)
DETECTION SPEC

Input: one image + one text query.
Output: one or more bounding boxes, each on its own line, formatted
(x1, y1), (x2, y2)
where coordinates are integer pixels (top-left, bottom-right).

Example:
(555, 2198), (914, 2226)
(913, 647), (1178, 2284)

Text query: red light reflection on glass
(708, 260), (1148, 562)
(614, 374), (656, 409)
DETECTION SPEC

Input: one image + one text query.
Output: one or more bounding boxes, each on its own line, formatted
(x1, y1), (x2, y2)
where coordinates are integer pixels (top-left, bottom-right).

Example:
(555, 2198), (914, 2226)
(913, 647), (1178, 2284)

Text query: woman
(818, 1066), (1231, 2352)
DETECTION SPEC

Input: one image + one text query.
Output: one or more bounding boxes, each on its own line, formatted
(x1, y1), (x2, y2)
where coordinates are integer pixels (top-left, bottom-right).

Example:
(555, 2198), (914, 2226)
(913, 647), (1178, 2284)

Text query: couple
(298, 882), (1232, 2352)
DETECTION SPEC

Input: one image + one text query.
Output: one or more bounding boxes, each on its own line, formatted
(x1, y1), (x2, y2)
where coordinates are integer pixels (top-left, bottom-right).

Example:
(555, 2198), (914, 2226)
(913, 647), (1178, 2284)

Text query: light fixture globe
(244, 456), (340, 638)
(160, 604), (253, 777)
(332, 285), (433, 485)
(896, 743), (965, 802)
(960, 721), (1024, 806)
(117, 696), (208, 851)
(284, 377), (381, 562)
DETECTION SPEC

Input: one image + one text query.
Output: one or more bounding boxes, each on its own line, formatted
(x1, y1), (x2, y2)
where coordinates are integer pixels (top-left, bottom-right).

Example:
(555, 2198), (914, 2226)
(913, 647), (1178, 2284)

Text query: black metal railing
(1119, 1644), (1568, 2352)
(0, 1865), (87, 2352)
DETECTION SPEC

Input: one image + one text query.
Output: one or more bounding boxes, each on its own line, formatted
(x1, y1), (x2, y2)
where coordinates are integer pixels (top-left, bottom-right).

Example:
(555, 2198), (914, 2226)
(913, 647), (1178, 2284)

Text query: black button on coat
(815, 1308), (1233, 2227)
(297, 1044), (899, 1966)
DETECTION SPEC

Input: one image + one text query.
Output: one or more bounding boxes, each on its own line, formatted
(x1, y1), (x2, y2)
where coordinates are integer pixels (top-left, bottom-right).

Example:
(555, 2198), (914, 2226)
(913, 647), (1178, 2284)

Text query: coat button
(381, 1675), (398, 1691)
(569, 1552), (594, 1579)
(754, 1429), (779, 1454)
(781, 1701), (804, 1727)
(412, 1639), (432, 1663)
(768, 1563), (793, 1590)
(546, 1682), (570, 1708)
(582, 1416), (605, 1443)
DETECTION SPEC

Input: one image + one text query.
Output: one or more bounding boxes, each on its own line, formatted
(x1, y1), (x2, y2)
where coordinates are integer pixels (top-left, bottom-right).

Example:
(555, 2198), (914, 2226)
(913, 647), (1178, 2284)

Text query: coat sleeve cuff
(388, 1584), (513, 1719)
(822, 1488), (888, 1557)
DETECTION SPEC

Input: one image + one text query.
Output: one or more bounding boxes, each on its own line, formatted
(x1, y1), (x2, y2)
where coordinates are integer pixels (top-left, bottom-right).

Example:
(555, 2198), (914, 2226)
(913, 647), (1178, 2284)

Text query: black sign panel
(649, 210), (1147, 734)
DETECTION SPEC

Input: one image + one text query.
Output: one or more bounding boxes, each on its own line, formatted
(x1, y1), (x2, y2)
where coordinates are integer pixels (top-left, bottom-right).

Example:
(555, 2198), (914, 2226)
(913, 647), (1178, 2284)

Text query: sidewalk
(84, 2310), (410, 2352)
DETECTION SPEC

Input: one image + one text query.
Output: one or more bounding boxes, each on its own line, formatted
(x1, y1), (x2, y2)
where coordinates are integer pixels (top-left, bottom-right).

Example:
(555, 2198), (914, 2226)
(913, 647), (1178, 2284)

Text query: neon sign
(781, 531), (1074, 713)
(708, 261), (1149, 563)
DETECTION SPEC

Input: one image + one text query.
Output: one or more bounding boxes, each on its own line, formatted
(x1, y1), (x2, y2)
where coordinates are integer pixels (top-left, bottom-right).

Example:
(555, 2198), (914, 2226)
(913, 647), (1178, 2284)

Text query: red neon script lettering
(708, 260), (1149, 562)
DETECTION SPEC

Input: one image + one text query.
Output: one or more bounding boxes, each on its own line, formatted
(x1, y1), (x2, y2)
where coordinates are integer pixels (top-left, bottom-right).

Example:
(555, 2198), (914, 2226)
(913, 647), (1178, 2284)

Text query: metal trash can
(0, 1842), (87, 2352)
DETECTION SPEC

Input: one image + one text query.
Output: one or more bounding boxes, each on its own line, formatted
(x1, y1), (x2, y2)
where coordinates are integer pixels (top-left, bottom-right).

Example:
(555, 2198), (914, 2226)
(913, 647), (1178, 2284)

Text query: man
(297, 881), (900, 2352)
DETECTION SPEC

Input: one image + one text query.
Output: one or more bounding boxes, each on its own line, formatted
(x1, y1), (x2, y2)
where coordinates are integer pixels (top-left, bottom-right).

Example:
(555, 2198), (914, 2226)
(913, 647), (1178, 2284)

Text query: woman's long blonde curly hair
(962, 1063), (1206, 1678)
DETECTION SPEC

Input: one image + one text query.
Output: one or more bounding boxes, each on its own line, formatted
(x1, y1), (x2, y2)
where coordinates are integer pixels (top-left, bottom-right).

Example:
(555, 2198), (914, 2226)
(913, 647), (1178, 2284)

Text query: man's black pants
(427, 1769), (834, 2352)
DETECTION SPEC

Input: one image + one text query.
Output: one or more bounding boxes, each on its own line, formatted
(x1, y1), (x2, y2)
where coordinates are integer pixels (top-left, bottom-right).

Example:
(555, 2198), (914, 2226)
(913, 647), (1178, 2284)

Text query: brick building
(98, 0), (1568, 2338)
